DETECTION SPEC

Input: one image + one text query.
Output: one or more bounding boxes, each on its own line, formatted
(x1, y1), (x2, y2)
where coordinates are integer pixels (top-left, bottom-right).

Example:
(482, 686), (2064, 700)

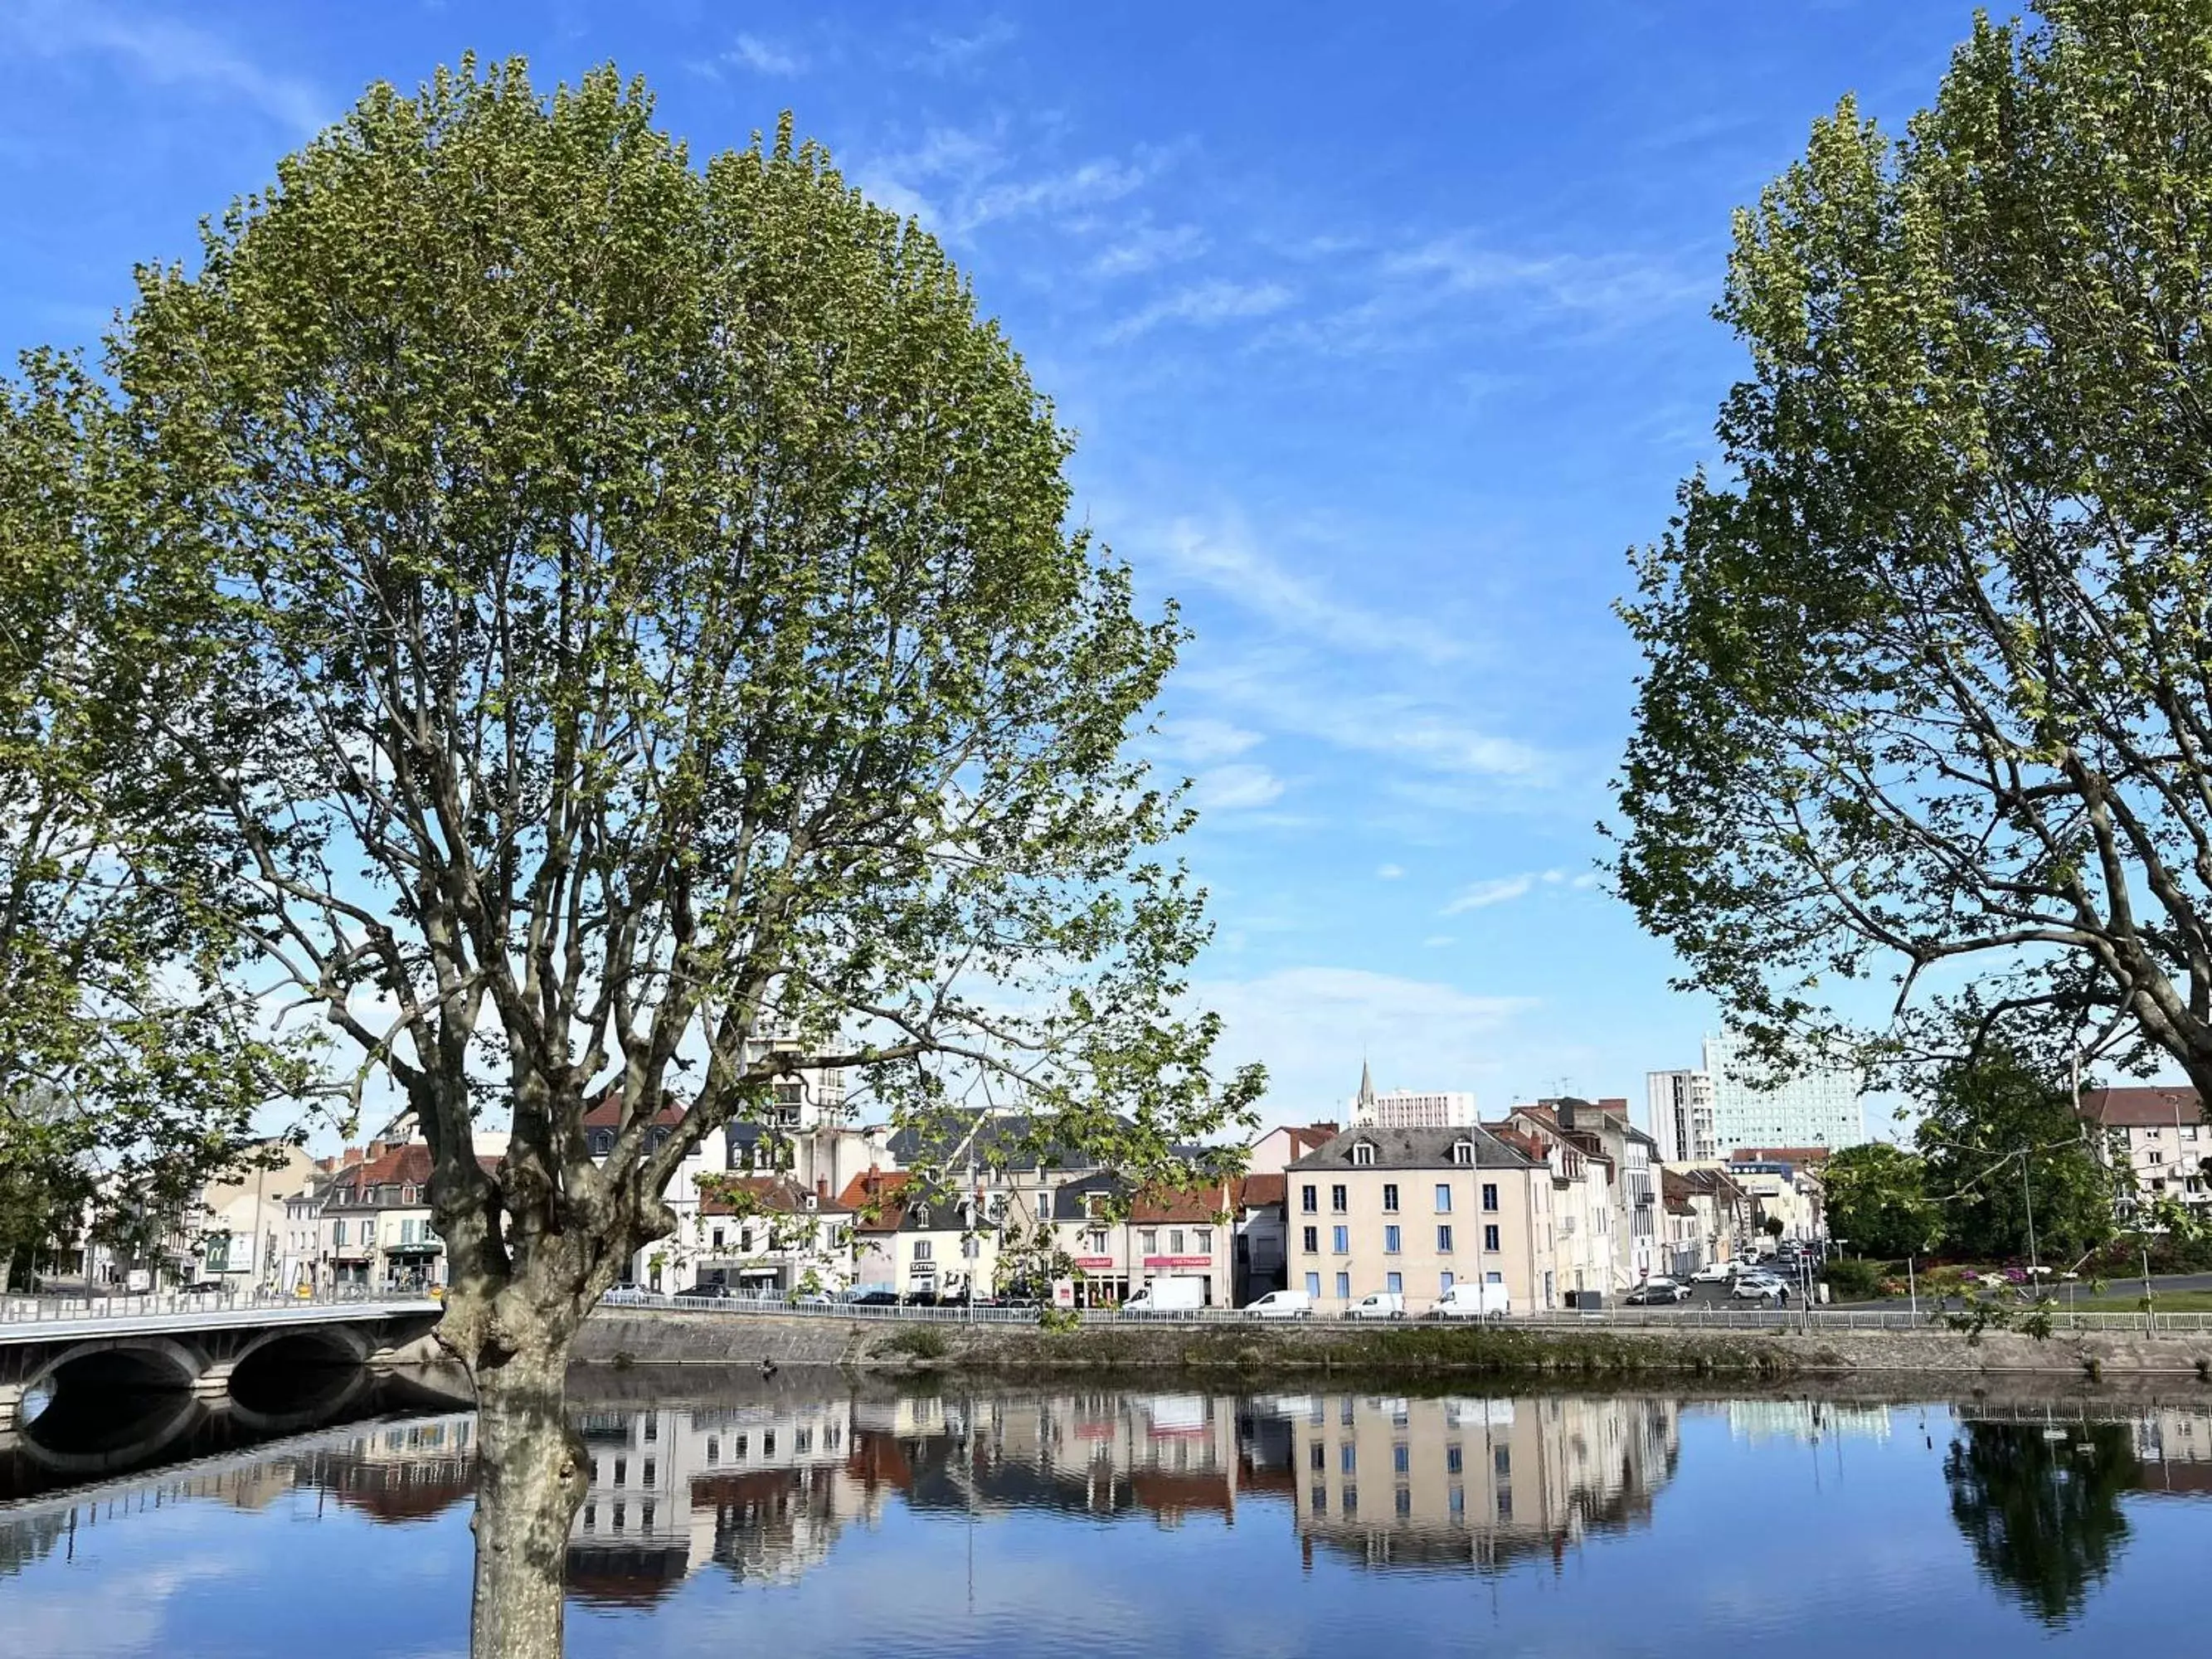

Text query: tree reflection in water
(1944, 1420), (2141, 1623)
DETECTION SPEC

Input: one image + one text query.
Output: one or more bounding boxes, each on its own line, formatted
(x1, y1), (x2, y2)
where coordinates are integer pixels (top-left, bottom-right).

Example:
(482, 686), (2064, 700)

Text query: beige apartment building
(1501, 1098), (1660, 1292)
(1286, 1126), (1558, 1314)
(2079, 1085), (2210, 1212)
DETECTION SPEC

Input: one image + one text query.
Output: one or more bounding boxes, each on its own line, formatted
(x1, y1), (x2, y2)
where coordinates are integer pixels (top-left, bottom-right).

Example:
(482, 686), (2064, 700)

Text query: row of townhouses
(153, 1042), (1829, 1311)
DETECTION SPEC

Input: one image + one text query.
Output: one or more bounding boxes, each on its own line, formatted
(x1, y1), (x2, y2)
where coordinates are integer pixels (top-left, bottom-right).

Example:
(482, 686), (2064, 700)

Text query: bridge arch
(27, 1334), (207, 1402)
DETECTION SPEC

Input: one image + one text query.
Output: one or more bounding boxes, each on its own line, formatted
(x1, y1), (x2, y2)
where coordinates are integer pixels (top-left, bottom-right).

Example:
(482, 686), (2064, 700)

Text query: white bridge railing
(0, 1285), (421, 1326)
(591, 1291), (2212, 1335)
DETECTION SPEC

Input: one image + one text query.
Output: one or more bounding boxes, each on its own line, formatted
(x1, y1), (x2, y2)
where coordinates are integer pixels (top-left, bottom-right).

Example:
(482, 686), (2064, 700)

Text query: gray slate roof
(1286, 1126), (1539, 1174)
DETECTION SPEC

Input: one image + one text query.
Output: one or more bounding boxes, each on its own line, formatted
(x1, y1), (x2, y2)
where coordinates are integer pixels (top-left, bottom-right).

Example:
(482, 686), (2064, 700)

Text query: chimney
(816, 1175), (830, 1205)
(367, 1140), (387, 1162)
(341, 1147), (364, 1168)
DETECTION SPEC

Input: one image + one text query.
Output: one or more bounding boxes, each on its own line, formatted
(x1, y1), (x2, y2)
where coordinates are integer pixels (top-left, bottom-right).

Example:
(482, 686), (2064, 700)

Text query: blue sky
(0, 2), (1989, 1128)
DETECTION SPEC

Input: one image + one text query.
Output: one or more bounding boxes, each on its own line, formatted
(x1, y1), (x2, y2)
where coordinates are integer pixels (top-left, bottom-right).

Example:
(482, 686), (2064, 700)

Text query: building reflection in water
(1264, 1394), (1679, 1573)
(1724, 1399), (1894, 1446)
(18, 1381), (2212, 1625)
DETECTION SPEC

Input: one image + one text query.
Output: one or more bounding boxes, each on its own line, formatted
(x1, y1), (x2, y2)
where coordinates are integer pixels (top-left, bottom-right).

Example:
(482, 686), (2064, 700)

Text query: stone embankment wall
(570, 1308), (2212, 1383)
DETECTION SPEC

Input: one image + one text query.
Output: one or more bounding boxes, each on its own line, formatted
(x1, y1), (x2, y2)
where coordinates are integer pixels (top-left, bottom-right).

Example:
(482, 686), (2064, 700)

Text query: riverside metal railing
(591, 1291), (2212, 1335)
(0, 1284), (425, 1326)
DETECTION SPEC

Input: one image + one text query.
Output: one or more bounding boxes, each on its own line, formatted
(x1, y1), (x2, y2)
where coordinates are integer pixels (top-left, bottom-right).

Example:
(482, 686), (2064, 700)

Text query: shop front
(382, 1240), (444, 1291)
(1072, 1256), (1127, 1307)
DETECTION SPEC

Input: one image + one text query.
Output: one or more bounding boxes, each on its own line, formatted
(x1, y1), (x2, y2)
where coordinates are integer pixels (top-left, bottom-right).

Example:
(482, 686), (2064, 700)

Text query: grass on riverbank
(2063, 1290), (2212, 1313)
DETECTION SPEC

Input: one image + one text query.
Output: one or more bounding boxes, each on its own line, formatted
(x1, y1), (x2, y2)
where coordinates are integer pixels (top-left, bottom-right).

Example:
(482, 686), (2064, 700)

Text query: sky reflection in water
(4, 1379), (2211, 1657)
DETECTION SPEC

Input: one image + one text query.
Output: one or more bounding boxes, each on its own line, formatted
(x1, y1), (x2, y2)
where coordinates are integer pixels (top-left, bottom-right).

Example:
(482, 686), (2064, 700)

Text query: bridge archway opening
(21, 1344), (207, 1474)
(227, 1327), (369, 1417)
(39, 1340), (199, 1401)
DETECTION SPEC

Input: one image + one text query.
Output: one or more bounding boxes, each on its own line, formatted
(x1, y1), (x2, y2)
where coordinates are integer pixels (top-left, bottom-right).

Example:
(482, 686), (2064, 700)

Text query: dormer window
(1451, 1141), (1475, 1166)
(1352, 1141), (1377, 1167)
(913, 1203), (931, 1228)
(401, 1185), (416, 1204)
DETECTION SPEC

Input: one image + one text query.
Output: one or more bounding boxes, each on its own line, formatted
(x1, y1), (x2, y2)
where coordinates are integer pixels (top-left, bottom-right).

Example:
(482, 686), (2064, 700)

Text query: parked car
(673, 1282), (732, 1301)
(1346, 1292), (1407, 1320)
(601, 1282), (654, 1306)
(1432, 1282), (1511, 1320)
(1625, 1279), (1690, 1306)
(1688, 1262), (1733, 1284)
(1731, 1276), (1791, 1303)
(790, 1291), (835, 1307)
(848, 1288), (900, 1306)
(1244, 1288), (1313, 1320)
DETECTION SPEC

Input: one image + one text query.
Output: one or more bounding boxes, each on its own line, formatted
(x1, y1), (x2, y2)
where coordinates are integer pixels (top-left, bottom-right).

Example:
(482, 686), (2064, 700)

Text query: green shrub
(877, 1325), (949, 1360)
(1821, 1258), (1889, 1301)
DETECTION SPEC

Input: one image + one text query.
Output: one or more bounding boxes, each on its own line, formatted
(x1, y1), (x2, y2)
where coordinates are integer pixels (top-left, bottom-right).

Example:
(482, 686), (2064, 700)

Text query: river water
(4, 1372), (2210, 1656)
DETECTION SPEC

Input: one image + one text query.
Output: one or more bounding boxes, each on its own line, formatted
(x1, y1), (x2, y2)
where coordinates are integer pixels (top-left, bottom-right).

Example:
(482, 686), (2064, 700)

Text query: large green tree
(100, 62), (1260, 1655)
(1918, 1053), (2117, 1263)
(1820, 1141), (1940, 1259)
(0, 357), (309, 1291)
(1614, 2), (2212, 1093)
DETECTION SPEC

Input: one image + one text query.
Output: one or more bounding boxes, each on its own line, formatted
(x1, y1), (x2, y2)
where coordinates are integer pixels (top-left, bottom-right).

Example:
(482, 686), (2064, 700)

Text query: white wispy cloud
(1151, 715), (1264, 765)
(7, 0), (323, 134)
(1106, 278), (1292, 342)
(1093, 221), (1208, 278)
(1196, 966), (1536, 1121)
(1148, 516), (1466, 666)
(1441, 868), (1601, 914)
(912, 17), (1018, 72)
(965, 157), (1155, 230)
(1376, 864), (1404, 880)
(717, 33), (806, 76)
(1184, 658), (1551, 782)
(856, 126), (1170, 240)
(1441, 874), (1535, 913)
(1382, 235), (1707, 326)
(1188, 762), (1286, 811)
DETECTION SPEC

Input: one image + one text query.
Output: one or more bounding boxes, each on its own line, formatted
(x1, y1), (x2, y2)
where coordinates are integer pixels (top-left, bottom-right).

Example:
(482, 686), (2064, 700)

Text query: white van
(1346, 1292), (1407, 1321)
(1433, 1282), (1511, 1320)
(1244, 1288), (1313, 1320)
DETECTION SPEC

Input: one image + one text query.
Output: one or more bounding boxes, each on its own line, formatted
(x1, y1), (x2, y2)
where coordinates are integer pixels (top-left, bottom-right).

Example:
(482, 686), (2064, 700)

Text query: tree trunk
(469, 1347), (584, 1659)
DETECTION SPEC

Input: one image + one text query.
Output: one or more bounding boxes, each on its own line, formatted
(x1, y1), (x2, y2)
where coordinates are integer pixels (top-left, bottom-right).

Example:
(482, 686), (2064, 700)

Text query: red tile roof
(333, 1141), (433, 1194)
(1232, 1173), (1286, 1209)
(1729, 1146), (1835, 1166)
(835, 1170), (922, 1231)
(581, 1090), (686, 1130)
(699, 1175), (845, 1216)
(2078, 1086), (2205, 1128)
(1127, 1183), (1232, 1224)
(1488, 1126), (1549, 1164)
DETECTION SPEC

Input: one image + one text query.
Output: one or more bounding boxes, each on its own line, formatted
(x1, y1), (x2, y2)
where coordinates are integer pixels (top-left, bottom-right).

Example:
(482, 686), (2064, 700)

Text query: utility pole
(2020, 1146), (2039, 1283)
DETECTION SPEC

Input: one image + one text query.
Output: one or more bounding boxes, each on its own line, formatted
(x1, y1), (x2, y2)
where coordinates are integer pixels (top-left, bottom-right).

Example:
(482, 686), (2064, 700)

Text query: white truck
(1123, 1276), (1206, 1316)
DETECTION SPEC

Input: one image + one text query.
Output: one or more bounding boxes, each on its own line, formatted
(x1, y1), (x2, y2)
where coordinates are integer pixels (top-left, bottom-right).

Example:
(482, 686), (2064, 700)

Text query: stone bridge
(0, 1297), (446, 1437)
